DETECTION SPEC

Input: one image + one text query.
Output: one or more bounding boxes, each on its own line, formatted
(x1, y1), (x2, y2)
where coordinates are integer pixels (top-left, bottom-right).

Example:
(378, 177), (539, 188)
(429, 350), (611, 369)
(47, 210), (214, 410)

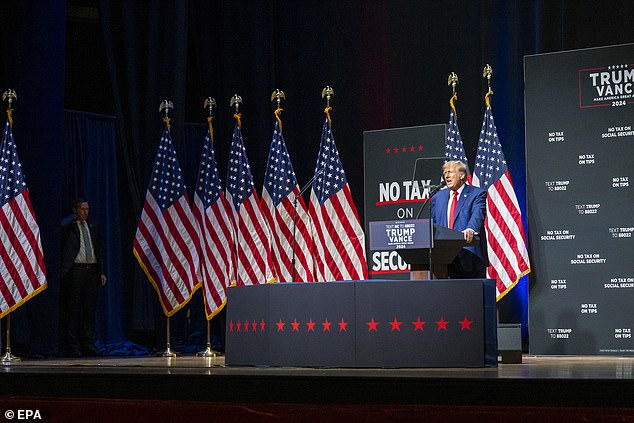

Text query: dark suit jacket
(431, 185), (488, 273)
(61, 221), (106, 278)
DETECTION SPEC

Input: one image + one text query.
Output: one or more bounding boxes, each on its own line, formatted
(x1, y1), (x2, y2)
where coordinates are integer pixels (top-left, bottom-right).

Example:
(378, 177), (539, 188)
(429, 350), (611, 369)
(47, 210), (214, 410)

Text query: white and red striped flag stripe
(133, 125), (201, 316)
(192, 129), (235, 319)
(226, 120), (274, 285)
(308, 119), (367, 281)
(262, 121), (315, 282)
(0, 121), (47, 318)
(472, 102), (531, 300)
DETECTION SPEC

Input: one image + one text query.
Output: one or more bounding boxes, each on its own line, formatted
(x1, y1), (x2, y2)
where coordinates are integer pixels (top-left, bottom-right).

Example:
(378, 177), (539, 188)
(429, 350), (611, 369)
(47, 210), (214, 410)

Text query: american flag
(261, 121), (314, 282)
(133, 126), (201, 316)
(226, 122), (274, 285)
(445, 105), (471, 180)
(472, 105), (531, 300)
(0, 121), (47, 318)
(193, 129), (235, 319)
(308, 119), (367, 281)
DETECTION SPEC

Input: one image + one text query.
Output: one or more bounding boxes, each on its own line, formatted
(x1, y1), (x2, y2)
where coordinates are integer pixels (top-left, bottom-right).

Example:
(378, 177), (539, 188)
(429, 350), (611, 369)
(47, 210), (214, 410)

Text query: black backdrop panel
(363, 125), (446, 279)
(526, 44), (634, 355)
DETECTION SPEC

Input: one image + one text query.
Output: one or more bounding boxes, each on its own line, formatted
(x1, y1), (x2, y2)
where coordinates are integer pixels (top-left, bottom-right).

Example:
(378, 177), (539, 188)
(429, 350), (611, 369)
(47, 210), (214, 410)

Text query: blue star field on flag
(445, 108), (470, 173)
(264, 122), (298, 207)
(196, 132), (223, 209)
(312, 120), (347, 205)
(0, 122), (27, 202)
(150, 128), (187, 210)
(474, 107), (507, 189)
(227, 124), (255, 210)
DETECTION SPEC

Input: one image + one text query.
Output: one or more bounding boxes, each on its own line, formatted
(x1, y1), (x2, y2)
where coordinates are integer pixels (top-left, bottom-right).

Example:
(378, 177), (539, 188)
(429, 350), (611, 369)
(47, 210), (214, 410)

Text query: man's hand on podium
(462, 228), (476, 244)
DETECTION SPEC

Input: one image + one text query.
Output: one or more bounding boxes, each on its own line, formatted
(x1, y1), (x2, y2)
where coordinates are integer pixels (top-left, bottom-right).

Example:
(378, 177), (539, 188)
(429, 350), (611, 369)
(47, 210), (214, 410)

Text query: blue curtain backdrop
(3, 0), (634, 354)
(63, 111), (126, 345)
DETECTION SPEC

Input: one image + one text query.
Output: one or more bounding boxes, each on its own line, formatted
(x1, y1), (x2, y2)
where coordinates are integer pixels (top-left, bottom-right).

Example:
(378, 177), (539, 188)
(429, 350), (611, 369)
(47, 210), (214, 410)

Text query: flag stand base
(2, 315), (20, 364)
(196, 344), (220, 358)
(196, 320), (221, 357)
(161, 345), (176, 358)
(161, 316), (176, 357)
(2, 347), (20, 364)
(2, 349), (20, 364)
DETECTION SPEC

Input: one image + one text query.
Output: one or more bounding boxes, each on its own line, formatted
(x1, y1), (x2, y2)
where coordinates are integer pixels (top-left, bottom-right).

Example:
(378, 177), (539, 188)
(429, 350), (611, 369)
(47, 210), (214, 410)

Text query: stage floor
(3, 354), (634, 380)
(2, 355), (634, 422)
(2, 355), (634, 406)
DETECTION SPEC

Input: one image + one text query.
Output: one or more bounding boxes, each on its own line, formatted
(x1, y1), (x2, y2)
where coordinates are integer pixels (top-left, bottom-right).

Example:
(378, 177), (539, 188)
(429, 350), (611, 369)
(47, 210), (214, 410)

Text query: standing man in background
(431, 161), (488, 279)
(61, 198), (106, 357)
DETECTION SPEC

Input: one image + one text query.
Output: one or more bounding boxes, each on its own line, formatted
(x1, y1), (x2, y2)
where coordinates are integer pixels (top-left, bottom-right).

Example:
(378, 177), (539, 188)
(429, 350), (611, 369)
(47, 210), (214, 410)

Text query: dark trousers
(65, 264), (100, 354)
(448, 250), (487, 279)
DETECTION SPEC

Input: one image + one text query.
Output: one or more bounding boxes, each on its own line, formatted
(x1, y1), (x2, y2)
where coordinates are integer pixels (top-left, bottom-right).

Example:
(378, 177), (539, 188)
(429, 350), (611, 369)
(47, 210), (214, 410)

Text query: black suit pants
(65, 264), (100, 353)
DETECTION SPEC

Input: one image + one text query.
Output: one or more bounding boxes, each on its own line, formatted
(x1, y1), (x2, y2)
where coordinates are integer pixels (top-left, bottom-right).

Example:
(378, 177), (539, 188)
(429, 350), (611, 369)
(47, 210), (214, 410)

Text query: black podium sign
(363, 125), (446, 279)
(525, 44), (634, 355)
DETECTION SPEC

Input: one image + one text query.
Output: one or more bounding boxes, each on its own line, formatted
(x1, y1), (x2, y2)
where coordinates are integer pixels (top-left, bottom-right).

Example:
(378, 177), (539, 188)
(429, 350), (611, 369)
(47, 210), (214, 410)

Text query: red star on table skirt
(338, 318), (348, 332)
(251, 320), (257, 332)
(435, 317), (449, 331)
(229, 320), (234, 332)
(306, 319), (315, 332)
(236, 320), (242, 332)
(291, 319), (300, 331)
(260, 319), (266, 331)
(244, 320), (249, 332)
(276, 319), (285, 332)
(322, 319), (332, 332)
(389, 317), (403, 331)
(459, 316), (473, 330)
(412, 317), (426, 331)
(366, 317), (380, 332)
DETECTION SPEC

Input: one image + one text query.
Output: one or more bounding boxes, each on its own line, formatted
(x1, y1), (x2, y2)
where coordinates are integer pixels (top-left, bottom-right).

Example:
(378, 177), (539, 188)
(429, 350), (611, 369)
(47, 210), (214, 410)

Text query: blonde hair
(442, 160), (467, 176)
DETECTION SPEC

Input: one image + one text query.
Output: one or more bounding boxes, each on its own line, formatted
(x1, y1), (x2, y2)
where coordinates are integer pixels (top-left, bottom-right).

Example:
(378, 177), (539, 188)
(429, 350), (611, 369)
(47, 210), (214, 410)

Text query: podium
(368, 219), (476, 273)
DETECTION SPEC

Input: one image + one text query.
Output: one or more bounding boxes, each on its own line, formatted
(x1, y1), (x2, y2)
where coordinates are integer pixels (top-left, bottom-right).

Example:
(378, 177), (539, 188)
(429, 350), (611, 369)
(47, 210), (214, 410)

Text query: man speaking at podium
(431, 160), (488, 279)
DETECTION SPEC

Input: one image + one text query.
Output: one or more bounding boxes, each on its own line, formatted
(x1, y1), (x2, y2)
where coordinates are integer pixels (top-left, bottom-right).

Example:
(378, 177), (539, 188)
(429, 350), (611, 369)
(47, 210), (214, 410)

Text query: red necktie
(448, 190), (458, 229)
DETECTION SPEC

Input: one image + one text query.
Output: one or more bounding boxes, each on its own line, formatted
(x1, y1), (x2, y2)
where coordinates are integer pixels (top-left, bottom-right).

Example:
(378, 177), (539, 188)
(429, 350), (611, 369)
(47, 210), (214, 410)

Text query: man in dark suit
(431, 161), (488, 279)
(61, 198), (106, 356)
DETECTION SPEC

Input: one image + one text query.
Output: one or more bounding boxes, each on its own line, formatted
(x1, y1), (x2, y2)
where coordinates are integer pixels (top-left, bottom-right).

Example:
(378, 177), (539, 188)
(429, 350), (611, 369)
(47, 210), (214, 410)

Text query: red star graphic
(306, 319), (315, 332)
(412, 317), (426, 331)
(410, 145), (415, 152)
(260, 319), (266, 331)
(252, 320), (257, 332)
(385, 148), (391, 154)
(338, 318), (348, 332)
(244, 320), (249, 332)
(459, 316), (473, 330)
(229, 321), (234, 332)
(389, 317), (403, 331)
(418, 145), (423, 151)
(322, 319), (331, 332)
(436, 317), (449, 331)
(236, 320), (242, 332)
(291, 319), (300, 331)
(276, 319), (285, 332)
(366, 317), (380, 332)
(393, 147), (399, 153)
(401, 146), (407, 152)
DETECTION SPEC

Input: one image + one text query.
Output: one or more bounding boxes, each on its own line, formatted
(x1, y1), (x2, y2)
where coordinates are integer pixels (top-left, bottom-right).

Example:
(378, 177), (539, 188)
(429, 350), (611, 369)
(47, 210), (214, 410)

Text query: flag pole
(483, 64), (493, 109)
(2, 89), (20, 364)
(321, 86), (334, 126)
(229, 94), (242, 285)
(158, 99), (177, 358)
(271, 89), (302, 282)
(2, 315), (20, 364)
(197, 97), (221, 359)
(481, 66), (500, 323)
